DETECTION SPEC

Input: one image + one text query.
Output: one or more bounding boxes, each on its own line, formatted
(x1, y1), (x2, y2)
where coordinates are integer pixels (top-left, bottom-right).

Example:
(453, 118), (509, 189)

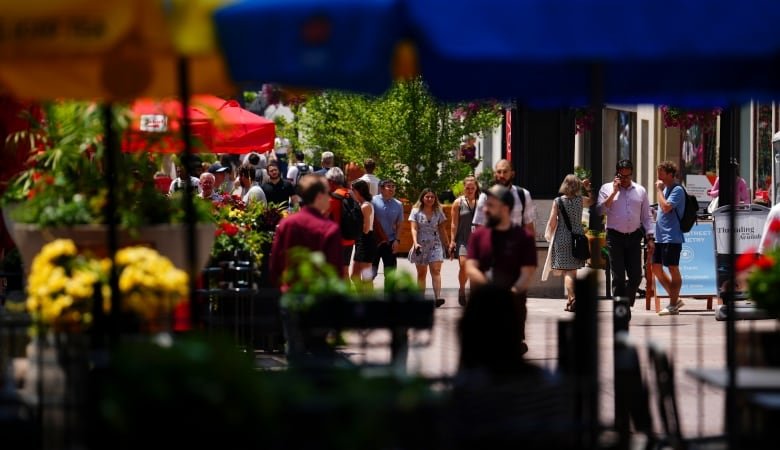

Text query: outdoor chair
(614, 332), (655, 449)
(647, 341), (727, 450)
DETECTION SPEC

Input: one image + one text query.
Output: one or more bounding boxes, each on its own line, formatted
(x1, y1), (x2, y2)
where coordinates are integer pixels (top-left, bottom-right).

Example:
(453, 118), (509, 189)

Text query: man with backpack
(653, 161), (687, 316)
(326, 167), (363, 278)
(472, 159), (537, 236)
(286, 150), (313, 187)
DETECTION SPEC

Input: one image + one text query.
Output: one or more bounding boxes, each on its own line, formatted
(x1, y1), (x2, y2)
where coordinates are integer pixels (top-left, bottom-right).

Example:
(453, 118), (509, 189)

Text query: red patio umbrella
(123, 94), (275, 154)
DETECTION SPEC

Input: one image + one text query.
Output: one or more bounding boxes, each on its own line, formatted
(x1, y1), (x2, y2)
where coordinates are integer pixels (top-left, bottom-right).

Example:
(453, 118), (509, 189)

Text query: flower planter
(10, 223), (216, 274)
(281, 294), (434, 362)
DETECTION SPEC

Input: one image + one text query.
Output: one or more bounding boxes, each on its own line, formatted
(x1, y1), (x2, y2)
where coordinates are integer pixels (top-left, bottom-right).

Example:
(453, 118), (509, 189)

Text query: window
(617, 111), (634, 162)
(754, 103), (774, 198)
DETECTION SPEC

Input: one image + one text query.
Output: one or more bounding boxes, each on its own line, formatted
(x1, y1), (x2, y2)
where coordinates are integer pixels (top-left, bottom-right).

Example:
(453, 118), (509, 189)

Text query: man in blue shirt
(652, 161), (686, 316)
(372, 179), (404, 282)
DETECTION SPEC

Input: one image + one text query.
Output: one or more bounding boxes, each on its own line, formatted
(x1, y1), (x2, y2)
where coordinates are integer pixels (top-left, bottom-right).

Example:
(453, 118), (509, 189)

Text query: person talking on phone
(597, 159), (655, 308)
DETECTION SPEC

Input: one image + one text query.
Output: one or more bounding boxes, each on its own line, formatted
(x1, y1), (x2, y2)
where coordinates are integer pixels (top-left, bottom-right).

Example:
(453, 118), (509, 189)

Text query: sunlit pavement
(359, 257), (773, 438)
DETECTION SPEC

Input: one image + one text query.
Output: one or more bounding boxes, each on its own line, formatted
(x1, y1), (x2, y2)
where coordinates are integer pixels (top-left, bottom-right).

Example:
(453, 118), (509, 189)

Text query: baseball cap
(207, 162), (228, 174)
(485, 184), (514, 210)
(379, 179), (396, 187)
(321, 151), (334, 160)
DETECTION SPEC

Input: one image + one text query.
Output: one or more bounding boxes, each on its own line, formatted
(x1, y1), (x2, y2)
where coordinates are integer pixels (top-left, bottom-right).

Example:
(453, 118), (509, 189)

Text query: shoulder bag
(556, 197), (590, 260)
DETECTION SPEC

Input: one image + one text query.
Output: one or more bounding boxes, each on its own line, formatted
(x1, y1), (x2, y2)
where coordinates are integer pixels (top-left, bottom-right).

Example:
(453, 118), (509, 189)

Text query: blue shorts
(652, 243), (682, 267)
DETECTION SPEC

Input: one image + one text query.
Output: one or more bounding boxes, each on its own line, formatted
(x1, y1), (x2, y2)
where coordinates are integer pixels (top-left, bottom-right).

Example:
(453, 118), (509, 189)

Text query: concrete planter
(10, 223), (216, 274)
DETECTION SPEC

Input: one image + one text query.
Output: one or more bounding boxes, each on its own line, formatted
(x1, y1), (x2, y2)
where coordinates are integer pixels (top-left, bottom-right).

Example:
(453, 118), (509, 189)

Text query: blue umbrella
(213, 0), (404, 95)
(214, 0), (780, 106)
(407, 0), (780, 105)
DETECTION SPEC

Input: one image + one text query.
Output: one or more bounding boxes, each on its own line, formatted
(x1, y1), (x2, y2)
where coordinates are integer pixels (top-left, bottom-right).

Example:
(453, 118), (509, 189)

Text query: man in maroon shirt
(466, 185), (537, 352)
(269, 174), (342, 288)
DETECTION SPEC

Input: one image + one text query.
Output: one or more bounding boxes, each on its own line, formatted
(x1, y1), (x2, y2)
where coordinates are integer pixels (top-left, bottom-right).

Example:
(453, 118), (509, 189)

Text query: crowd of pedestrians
(260, 144), (711, 366)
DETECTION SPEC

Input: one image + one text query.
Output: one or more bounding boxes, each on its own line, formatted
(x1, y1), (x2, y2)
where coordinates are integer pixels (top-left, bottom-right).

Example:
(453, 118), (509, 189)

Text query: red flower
(736, 251), (757, 272)
(222, 222), (240, 237)
(756, 255), (775, 271)
(215, 228), (224, 237)
(770, 219), (780, 234)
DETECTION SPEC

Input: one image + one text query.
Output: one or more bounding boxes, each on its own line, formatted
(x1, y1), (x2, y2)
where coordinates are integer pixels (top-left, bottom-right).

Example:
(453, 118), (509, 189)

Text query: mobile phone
(415, 247), (422, 255)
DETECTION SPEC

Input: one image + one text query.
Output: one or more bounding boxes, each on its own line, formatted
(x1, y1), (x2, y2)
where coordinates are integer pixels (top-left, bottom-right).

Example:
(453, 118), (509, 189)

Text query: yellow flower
(27, 240), (189, 331)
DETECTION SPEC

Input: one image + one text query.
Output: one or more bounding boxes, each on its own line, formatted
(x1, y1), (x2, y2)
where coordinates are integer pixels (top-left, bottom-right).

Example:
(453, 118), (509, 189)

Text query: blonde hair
(463, 176), (480, 198)
(559, 174), (582, 197)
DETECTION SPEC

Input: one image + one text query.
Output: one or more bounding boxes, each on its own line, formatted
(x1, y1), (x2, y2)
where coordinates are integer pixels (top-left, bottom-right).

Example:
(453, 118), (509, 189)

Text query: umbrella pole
(177, 57), (200, 330)
(103, 103), (120, 347)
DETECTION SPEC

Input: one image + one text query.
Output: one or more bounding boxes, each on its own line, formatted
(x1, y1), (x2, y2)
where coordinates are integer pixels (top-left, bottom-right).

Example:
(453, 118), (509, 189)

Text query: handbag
(556, 197), (590, 260)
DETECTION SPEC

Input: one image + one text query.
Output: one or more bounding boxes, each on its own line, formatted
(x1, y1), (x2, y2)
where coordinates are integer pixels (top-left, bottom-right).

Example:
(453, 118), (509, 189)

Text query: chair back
(648, 341), (685, 450)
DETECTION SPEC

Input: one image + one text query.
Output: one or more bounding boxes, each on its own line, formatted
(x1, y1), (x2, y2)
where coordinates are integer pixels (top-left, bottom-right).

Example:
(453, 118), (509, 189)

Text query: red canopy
(123, 95), (275, 154)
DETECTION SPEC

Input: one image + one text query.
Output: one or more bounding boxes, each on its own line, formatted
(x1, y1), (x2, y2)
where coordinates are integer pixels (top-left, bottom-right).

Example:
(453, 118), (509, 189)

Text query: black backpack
(331, 191), (364, 240)
(668, 185), (698, 233)
(294, 163), (311, 185)
(513, 185), (528, 225)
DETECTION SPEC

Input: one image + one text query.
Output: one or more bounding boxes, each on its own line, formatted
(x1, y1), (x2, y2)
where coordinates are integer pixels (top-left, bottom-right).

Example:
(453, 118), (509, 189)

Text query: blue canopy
(408, 0), (780, 105)
(213, 0), (403, 95)
(213, 0), (780, 105)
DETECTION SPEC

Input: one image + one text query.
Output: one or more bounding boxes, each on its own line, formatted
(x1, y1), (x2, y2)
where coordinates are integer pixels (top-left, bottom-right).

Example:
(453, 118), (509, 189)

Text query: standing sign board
(655, 222), (718, 297)
(712, 204), (769, 254)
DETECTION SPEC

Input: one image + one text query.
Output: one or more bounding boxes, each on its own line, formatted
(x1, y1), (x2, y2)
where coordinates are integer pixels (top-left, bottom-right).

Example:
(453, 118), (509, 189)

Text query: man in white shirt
(358, 158), (380, 196)
(232, 163), (267, 206)
(472, 159), (536, 236)
(286, 150), (313, 186)
(168, 164), (200, 195)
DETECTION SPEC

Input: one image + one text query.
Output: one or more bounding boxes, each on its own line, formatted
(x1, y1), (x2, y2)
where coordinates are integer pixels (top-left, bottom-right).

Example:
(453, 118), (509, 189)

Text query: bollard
(613, 297), (631, 449)
(557, 319), (575, 374)
(614, 296), (631, 331)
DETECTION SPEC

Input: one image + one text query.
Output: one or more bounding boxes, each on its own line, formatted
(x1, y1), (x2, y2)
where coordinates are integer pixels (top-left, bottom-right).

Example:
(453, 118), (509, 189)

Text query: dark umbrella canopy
(213, 0), (404, 95)
(213, 0), (780, 106)
(408, 0), (780, 105)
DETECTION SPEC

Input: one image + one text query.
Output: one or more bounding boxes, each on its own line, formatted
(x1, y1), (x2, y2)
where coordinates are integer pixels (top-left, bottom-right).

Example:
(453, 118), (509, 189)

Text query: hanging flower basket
(660, 105), (722, 132)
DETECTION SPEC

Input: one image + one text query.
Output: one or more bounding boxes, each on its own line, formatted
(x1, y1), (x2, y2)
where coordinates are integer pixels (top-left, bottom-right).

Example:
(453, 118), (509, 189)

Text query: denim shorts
(652, 243), (682, 267)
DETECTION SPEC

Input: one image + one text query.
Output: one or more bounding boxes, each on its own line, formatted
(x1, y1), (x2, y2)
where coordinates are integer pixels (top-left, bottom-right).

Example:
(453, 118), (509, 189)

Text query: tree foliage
(297, 78), (502, 201)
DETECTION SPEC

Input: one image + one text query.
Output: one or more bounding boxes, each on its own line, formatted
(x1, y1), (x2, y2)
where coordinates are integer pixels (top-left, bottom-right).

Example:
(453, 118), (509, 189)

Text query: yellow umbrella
(0, 0), (234, 101)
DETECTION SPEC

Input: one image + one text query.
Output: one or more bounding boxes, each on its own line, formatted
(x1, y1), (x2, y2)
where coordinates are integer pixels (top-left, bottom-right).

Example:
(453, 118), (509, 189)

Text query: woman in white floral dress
(409, 188), (450, 307)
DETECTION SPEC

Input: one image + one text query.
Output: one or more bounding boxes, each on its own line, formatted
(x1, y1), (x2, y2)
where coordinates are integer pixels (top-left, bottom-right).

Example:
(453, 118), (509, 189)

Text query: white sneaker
(675, 299), (685, 311)
(658, 304), (680, 316)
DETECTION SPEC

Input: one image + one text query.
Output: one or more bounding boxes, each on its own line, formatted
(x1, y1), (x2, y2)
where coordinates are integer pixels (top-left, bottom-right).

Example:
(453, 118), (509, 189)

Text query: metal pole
(613, 297), (631, 449)
(103, 104), (120, 346)
(177, 58), (199, 329)
(720, 106), (739, 448)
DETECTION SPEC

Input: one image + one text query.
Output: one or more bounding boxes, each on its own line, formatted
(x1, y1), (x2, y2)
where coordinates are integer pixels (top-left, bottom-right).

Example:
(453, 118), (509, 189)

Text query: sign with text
(712, 205), (770, 254)
(655, 222), (717, 297)
(686, 174), (714, 208)
(140, 114), (168, 132)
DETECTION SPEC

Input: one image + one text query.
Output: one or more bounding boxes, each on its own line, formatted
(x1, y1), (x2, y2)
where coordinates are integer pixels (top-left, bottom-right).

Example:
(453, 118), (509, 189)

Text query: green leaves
(297, 79), (502, 201)
(3, 100), (214, 228)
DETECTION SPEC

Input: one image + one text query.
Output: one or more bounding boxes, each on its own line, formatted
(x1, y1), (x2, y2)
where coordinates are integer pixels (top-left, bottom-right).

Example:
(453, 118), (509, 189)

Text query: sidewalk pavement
(366, 256), (742, 438)
(255, 256), (773, 439)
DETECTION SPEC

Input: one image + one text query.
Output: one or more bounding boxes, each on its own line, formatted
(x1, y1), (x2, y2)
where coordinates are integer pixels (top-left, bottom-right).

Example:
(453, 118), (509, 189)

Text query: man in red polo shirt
(269, 174), (342, 287)
(325, 167), (355, 278)
(466, 184), (537, 353)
